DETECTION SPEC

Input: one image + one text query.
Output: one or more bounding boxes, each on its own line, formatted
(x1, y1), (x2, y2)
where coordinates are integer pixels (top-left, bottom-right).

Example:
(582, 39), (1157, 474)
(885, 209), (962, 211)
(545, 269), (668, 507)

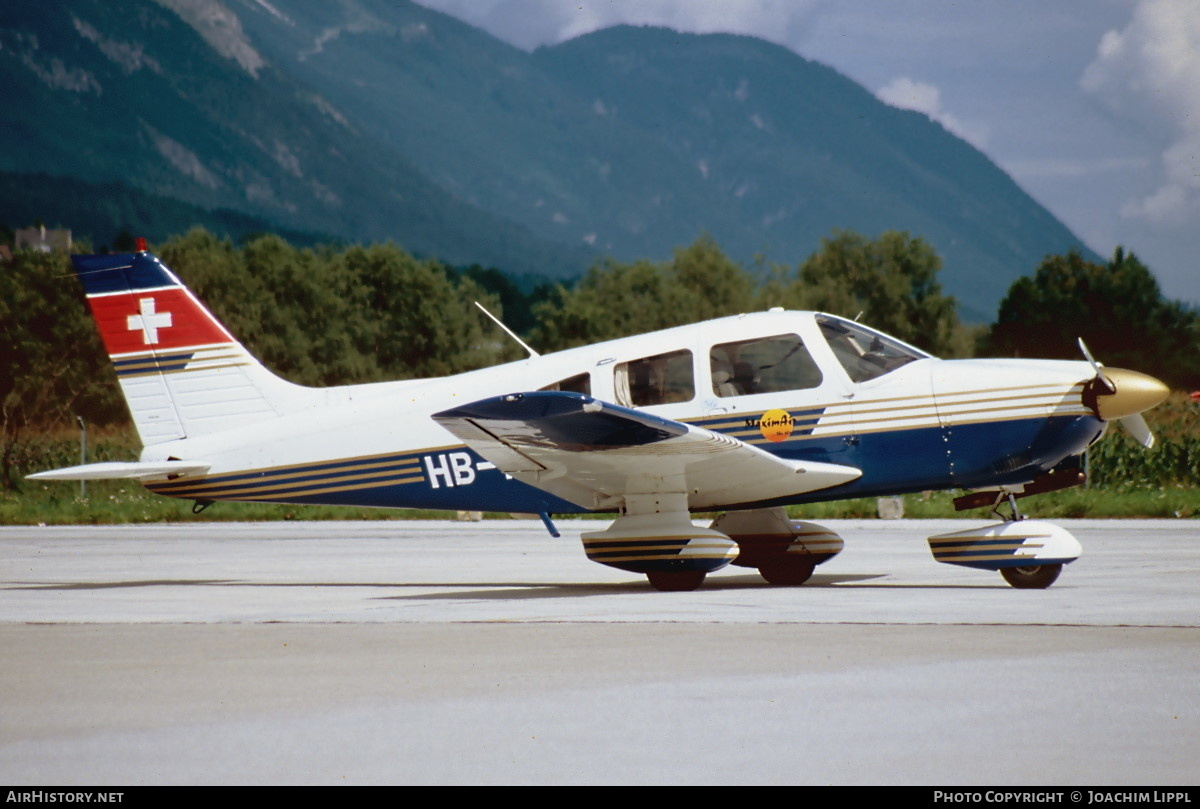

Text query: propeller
(1078, 338), (1168, 449)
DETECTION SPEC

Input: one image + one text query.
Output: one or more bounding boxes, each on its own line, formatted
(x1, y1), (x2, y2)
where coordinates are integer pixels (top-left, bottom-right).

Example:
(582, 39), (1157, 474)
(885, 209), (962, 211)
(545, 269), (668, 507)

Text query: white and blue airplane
(31, 245), (1170, 590)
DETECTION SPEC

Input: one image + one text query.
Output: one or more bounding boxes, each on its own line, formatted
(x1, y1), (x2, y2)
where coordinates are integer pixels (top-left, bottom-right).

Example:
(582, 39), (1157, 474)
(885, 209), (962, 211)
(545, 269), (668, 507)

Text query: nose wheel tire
(1000, 563), (1063, 589)
(646, 570), (707, 591)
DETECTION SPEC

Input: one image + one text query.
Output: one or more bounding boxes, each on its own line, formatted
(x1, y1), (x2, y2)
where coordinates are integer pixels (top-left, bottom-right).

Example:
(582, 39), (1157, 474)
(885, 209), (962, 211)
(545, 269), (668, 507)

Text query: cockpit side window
(614, 349), (694, 407)
(710, 334), (822, 397)
(817, 316), (928, 383)
(539, 373), (591, 396)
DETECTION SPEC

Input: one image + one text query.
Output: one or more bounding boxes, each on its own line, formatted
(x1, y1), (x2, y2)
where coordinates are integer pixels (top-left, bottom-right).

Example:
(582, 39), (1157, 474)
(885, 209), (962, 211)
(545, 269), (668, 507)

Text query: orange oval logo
(759, 409), (794, 442)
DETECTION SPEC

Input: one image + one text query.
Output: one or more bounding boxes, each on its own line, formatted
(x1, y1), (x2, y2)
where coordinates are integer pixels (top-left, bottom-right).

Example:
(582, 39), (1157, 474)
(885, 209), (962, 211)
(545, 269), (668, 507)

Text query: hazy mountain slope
(232, 0), (700, 255)
(533, 26), (1095, 319)
(2, 0), (1096, 318)
(234, 2), (1093, 317)
(0, 0), (594, 275)
(0, 171), (329, 250)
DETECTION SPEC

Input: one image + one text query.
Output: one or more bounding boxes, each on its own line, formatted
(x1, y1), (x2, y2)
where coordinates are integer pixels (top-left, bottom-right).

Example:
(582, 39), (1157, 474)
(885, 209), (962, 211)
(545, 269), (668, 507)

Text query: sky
(415, 0), (1199, 305)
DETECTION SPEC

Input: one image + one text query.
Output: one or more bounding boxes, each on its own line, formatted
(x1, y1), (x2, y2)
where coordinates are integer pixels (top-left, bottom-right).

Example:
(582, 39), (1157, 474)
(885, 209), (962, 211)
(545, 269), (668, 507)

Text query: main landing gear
(579, 494), (739, 592)
(713, 509), (842, 587)
(578, 501), (843, 591)
(756, 557), (816, 586)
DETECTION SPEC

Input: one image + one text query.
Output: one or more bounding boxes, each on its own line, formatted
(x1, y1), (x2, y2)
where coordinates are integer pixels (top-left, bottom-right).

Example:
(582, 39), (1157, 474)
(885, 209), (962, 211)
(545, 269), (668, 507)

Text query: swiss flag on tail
(87, 288), (235, 356)
(73, 252), (235, 356)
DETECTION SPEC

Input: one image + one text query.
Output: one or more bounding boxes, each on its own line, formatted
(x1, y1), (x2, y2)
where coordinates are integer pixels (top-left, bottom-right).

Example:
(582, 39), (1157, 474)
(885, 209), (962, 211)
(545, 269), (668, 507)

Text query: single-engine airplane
(31, 245), (1170, 590)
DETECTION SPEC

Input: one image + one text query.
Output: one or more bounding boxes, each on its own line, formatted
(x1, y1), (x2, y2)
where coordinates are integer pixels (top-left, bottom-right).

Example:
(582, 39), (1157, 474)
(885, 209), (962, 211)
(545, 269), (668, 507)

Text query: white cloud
(876, 76), (989, 150)
(1082, 0), (1200, 227)
(877, 76), (939, 115)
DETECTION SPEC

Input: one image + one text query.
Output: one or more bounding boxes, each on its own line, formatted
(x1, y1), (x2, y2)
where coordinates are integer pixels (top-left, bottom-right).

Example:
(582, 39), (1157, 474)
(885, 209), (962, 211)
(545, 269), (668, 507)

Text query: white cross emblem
(127, 297), (173, 345)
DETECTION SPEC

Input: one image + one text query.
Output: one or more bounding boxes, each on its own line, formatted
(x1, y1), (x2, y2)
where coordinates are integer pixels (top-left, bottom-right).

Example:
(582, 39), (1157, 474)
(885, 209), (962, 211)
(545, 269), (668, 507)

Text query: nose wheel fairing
(928, 520), (1082, 582)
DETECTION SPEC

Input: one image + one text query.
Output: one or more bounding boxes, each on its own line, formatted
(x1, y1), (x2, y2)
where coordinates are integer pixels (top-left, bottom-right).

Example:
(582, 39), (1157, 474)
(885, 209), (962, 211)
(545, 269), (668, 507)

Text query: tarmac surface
(0, 518), (1196, 785)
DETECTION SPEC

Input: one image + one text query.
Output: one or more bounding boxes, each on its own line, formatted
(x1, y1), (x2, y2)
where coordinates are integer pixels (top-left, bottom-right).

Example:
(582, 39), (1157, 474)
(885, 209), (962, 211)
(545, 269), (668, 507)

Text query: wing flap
(27, 461), (211, 481)
(434, 392), (860, 510)
(433, 412), (548, 473)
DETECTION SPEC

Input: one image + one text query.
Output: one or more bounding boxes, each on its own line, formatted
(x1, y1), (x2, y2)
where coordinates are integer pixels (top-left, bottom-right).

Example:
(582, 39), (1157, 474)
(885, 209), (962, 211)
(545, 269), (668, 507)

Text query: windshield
(817, 316), (930, 383)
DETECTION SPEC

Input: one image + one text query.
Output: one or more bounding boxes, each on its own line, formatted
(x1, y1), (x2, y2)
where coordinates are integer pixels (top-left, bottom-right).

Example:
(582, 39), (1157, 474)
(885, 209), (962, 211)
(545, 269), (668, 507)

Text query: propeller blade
(1077, 338), (1115, 393)
(1120, 414), (1155, 449)
(1077, 339), (1168, 449)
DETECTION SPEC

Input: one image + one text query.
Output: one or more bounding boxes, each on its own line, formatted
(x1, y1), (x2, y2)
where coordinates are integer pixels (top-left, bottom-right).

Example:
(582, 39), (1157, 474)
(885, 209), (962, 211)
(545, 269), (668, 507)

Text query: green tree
(983, 247), (1200, 389)
(0, 251), (122, 489)
(239, 235), (369, 385)
(458, 264), (537, 336)
(762, 230), (966, 356)
(534, 235), (755, 351)
(342, 243), (510, 377)
(162, 229), (332, 384)
(670, 235), (757, 321)
(159, 230), (511, 383)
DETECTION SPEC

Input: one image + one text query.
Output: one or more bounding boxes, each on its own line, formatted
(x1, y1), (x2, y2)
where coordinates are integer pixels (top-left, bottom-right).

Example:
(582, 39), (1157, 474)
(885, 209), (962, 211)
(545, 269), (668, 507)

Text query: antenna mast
(474, 301), (539, 358)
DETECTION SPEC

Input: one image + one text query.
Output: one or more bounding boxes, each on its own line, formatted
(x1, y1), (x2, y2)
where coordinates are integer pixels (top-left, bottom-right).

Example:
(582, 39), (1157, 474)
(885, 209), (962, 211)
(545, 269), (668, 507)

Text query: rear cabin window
(539, 373), (591, 395)
(710, 334), (823, 397)
(615, 349), (694, 407)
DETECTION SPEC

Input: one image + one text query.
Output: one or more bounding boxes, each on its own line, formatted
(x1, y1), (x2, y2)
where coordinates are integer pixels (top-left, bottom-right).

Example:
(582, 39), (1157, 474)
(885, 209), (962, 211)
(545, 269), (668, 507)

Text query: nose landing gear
(928, 520), (1081, 589)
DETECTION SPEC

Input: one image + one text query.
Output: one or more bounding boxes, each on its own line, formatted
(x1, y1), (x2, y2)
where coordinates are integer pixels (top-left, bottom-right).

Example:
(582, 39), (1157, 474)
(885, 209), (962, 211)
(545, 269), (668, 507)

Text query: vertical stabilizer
(73, 250), (304, 445)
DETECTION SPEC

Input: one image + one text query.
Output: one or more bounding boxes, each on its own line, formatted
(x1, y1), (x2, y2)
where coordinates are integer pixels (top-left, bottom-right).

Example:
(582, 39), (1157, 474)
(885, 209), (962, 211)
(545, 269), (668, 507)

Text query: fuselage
(139, 310), (1104, 513)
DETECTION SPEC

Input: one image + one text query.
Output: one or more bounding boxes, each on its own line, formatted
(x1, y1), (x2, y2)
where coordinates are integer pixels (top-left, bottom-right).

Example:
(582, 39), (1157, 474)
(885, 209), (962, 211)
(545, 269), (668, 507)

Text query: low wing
(27, 461), (211, 481)
(433, 391), (860, 511)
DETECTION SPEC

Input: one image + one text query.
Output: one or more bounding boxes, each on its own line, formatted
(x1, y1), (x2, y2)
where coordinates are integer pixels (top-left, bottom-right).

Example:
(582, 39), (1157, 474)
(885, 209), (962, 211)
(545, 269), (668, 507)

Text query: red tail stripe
(88, 288), (235, 356)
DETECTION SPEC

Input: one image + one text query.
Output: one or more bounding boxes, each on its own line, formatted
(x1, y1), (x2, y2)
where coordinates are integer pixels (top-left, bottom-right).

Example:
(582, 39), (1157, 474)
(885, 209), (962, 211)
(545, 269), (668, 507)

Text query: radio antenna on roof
(474, 301), (540, 358)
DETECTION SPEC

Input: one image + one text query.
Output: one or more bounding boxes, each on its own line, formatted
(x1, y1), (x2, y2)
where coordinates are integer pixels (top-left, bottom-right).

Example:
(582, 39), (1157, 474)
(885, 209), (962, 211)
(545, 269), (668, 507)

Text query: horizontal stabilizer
(27, 461), (211, 482)
(434, 391), (861, 510)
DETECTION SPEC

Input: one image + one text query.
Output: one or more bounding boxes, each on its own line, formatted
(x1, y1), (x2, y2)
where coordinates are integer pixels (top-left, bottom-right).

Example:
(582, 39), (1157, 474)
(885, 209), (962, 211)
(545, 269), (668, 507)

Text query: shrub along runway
(0, 519), (1196, 784)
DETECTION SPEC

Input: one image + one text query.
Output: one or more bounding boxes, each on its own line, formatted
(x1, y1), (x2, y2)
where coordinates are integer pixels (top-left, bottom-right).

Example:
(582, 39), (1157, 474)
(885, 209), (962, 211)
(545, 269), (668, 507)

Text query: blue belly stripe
(139, 412), (1103, 515)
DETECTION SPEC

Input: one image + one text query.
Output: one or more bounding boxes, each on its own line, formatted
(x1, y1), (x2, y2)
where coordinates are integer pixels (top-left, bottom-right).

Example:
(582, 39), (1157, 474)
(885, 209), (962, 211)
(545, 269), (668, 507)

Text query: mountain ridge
(0, 0), (1097, 319)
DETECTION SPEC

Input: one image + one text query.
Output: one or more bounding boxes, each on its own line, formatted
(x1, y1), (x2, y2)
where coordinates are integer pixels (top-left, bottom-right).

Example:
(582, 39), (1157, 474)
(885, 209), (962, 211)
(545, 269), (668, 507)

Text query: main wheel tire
(1000, 563), (1063, 589)
(758, 558), (816, 586)
(646, 570), (707, 592)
